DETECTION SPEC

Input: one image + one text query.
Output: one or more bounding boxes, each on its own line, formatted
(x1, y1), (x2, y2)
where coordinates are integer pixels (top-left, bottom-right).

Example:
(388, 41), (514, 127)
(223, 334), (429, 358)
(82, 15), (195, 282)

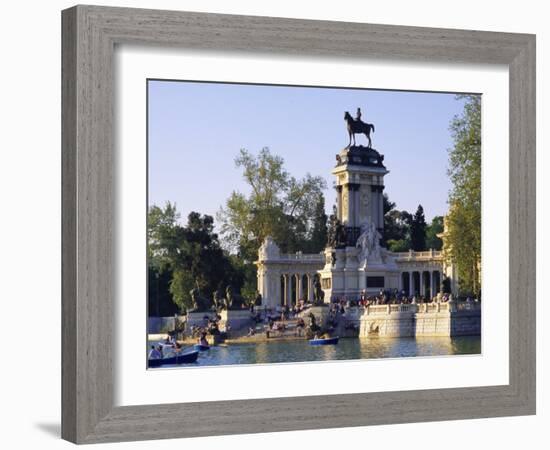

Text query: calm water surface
(150, 336), (481, 368)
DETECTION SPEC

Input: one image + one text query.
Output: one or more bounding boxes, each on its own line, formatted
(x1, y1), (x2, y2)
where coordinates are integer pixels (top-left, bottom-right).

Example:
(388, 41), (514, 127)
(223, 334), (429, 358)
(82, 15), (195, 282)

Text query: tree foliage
(305, 194), (328, 253)
(410, 205), (427, 251)
(217, 147), (327, 260)
(148, 201), (180, 271)
(426, 215), (444, 250)
(446, 95), (481, 296)
(148, 204), (241, 313)
(383, 193), (412, 250)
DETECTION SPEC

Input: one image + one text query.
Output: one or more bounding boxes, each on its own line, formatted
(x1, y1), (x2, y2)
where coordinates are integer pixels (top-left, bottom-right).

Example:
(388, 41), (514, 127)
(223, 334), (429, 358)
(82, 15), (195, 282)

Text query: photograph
(146, 80), (482, 368)
(1, 0), (541, 446)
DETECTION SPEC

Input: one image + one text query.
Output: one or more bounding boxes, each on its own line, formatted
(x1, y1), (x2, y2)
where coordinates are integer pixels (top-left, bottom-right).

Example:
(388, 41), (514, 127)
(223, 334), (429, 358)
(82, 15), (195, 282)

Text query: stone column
(274, 272), (281, 308)
(307, 274), (314, 302)
(378, 186), (384, 232)
(286, 274), (292, 306)
(419, 271), (424, 298)
(408, 272), (413, 296)
(297, 274), (303, 303)
(430, 271), (435, 299)
(336, 185), (343, 221)
(353, 184), (361, 227)
(370, 185), (378, 227)
(282, 274), (288, 306)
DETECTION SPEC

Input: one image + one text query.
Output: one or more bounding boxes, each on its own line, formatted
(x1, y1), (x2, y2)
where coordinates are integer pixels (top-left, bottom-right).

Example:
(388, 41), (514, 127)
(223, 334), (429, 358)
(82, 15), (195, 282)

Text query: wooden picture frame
(62, 5), (536, 444)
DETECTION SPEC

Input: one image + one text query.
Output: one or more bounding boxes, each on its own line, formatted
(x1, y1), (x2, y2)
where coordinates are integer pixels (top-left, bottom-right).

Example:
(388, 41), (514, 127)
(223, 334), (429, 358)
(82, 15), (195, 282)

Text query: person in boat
(198, 332), (209, 347)
(172, 342), (182, 354)
(148, 345), (162, 360)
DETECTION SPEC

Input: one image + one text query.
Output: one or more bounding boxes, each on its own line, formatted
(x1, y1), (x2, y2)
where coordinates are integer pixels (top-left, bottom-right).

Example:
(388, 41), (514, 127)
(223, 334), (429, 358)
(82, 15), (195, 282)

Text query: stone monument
(318, 108), (400, 301)
(255, 107), (454, 310)
(218, 285), (252, 333)
(186, 286), (216, 331)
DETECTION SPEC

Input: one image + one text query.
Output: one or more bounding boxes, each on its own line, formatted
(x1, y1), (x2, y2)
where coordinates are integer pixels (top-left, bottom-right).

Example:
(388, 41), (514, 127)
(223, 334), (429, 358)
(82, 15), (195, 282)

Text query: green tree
(446, 95), (481, 297)
(148, 201), (180, 271)
(169, 212), (239, 310)
(305, 194), (328, 253)
(383, 193), (411, 250)
(148, 204), (241, 312)
(217, 147), (327, 260)
(410, 205), (427, 251)
(148, 266), (179, 317)
(426, 215), (444, 250)
(387, 239), (410, 252)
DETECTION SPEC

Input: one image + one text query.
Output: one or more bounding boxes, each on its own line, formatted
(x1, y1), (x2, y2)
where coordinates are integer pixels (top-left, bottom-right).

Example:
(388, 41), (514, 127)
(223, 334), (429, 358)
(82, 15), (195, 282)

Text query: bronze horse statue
(344, 111), (375, 147)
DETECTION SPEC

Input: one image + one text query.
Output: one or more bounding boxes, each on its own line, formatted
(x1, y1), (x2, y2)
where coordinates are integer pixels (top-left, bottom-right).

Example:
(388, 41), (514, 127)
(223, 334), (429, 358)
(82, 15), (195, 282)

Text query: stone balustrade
(342, 301), (481, 338)
(391, 249), (444, 261)
(278, 252), (325, 261)
(361, 301), (480, 316)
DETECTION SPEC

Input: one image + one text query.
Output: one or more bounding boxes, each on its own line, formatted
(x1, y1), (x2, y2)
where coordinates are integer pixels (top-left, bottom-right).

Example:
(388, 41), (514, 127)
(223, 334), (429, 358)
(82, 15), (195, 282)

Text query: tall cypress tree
(410, 205), (427, 251)
(307, 194), (328, 252)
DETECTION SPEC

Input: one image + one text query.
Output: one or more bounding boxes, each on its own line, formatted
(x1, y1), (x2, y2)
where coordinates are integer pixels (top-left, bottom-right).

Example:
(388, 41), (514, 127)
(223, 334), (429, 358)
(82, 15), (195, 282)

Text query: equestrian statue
(344, 107), (375, 148)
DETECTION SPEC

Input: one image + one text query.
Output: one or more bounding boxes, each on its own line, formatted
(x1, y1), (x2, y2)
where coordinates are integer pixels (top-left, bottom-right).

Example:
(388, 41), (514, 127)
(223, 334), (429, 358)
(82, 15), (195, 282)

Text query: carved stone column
(336, 185), (343, 222)
(408, 272), (413, 296)
(283, 274), (288, 306)
(286, 274), (292, 307)
(296, 273), (303, 304)
(307, 274), (314, 302)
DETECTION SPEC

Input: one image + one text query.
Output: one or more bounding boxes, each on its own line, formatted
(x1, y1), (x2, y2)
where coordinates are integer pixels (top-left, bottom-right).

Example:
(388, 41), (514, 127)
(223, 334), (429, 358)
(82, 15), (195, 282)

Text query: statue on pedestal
(225, 285), (246, 310)
(189, 287), (212, 312)
(213, 289), (226, 311)
(327, 208), (347, 249)
(356, 220), (382, 266)
(253, 291), (263, 307)
(313, 278), (325, 306)
(344, 108), (375, 148)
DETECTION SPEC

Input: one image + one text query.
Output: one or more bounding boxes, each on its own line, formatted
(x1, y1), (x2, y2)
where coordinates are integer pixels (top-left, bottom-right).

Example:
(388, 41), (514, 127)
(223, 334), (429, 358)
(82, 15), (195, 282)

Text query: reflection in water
(150, 336), (481, 368)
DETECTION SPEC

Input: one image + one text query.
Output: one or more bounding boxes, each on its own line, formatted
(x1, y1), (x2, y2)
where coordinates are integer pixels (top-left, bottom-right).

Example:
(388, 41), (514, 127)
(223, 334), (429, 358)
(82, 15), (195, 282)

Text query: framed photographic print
(62, 5), (536, 444)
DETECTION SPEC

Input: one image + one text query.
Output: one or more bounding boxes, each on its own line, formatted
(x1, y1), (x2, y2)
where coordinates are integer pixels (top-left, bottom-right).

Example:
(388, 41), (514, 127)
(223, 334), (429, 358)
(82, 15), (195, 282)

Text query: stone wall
(449, 311), (482, 336)
(219, 309), (253, 333)
(341, 302), (481, 338)
(147, 316), (178, 334)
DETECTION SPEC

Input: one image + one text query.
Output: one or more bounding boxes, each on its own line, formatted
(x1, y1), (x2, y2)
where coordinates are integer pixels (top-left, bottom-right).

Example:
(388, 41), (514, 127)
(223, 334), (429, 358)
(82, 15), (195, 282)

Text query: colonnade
(280, 273), (317, 306)
(400, 270), (441, 298)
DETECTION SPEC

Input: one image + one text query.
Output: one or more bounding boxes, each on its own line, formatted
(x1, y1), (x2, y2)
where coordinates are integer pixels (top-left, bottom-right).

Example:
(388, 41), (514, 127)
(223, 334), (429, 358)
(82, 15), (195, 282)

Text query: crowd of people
(327, 289), (462, 308)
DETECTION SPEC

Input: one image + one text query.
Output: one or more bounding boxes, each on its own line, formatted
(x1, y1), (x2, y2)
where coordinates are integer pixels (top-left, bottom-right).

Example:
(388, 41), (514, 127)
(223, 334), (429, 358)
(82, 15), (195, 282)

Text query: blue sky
(148, 80), (468, 225)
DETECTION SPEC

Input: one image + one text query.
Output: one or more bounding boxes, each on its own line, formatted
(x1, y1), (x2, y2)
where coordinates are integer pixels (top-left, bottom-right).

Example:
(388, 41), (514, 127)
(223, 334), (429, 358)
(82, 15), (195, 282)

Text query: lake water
(149, 336), (481, 368)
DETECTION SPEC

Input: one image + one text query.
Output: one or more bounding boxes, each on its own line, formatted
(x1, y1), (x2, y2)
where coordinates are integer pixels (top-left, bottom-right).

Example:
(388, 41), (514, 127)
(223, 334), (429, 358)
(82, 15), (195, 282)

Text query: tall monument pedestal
(185, 311), (216, 332)
(307, 305), (331, 328)
(319, 144), (401, 301)
(219, 309), (253, 333)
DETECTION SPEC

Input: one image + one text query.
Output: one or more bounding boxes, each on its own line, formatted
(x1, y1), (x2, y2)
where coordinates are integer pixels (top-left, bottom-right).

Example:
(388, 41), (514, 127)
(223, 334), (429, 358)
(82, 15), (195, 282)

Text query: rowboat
(309, 336), (339, 346)
(194, 344), (210, 351)
(148, 350), (199, 368)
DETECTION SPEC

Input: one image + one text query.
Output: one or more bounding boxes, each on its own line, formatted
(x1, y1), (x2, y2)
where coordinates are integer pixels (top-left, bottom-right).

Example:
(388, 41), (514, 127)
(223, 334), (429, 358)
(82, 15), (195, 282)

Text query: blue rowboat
(148, 350), (199, 368)
(194, 344), (210, 351)
(309, 336), (339, 346)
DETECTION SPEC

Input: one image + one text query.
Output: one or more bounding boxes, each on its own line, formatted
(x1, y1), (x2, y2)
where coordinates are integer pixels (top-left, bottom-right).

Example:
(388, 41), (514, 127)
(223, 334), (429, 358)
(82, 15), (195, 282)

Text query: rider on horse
(356, 107), (363, 123)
